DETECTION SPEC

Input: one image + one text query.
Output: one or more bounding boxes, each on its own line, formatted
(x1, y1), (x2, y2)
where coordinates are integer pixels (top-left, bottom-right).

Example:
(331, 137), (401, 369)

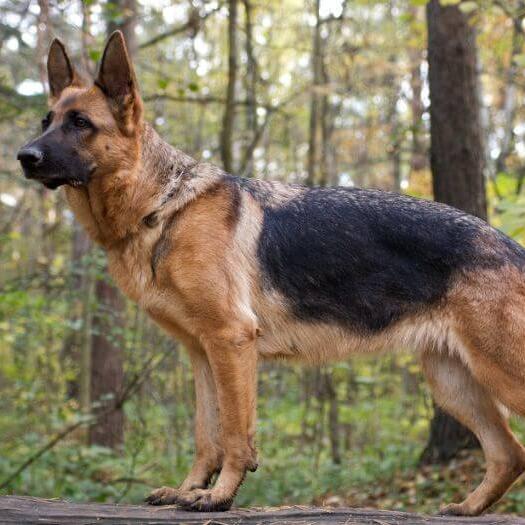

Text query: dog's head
(17, 31), (143, 190)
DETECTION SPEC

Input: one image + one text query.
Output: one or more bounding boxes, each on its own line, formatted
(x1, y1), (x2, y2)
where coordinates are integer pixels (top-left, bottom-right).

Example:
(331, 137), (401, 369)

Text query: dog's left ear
(96, 30), (143, 135)
(48, 39), (82, 102)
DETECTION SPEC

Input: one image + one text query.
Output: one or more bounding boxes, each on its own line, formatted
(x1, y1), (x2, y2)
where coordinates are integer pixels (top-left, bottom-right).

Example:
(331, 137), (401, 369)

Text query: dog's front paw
(176, 488), (233, 512)
(439, 502), (480, 517)
(145, 486), (180, 505)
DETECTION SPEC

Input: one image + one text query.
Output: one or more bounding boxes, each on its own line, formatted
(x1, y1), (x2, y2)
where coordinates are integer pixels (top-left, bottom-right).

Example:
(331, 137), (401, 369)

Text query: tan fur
(40, 33), (525, 513)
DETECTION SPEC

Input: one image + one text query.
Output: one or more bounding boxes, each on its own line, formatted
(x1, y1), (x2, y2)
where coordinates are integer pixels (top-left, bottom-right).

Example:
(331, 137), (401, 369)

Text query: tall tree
(421, 0), (485, 463)
(107, 0), (137, 53)
(306, 0), (323, 186)
(220, 0), (239, 173)
(89, 274), (125, 449)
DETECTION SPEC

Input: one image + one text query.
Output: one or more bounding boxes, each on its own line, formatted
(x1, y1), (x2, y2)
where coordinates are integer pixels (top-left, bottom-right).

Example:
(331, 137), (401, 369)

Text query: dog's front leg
(146, 345), (223, 505)
(176, 322), (259, 511)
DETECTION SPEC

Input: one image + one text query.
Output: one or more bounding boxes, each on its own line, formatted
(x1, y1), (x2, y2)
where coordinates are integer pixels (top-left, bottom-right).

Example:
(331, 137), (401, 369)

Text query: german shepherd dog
(17, 32), (525, 515)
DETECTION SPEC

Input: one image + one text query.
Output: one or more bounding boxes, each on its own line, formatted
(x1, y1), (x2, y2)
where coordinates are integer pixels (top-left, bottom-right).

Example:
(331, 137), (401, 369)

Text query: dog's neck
(65, 122), (223, 249)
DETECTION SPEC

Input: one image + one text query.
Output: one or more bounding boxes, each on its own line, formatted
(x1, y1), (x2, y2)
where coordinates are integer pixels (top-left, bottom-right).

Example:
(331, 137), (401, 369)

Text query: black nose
(17, 147), (44, 167)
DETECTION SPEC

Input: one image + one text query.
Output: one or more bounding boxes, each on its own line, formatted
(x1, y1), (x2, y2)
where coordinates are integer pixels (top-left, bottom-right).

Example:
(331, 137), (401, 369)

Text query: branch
(139, 6), (221, 49)
(237, 88), (306, 176)
(144, 86), (308, 114)
(238, 115), (270, 177)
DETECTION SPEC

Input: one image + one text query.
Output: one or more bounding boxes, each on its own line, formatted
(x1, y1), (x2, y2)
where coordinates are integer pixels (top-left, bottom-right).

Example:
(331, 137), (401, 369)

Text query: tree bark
(426, 0), (487, 219)
(422, 0), (485, 464)
(89, 277), (125, 449)
(107, 0), (137, 54)
(495, 7), (524, 178)
(306, 0), (323, 186)
(220, 0), (239, 173)
(242, 0), (257, 177)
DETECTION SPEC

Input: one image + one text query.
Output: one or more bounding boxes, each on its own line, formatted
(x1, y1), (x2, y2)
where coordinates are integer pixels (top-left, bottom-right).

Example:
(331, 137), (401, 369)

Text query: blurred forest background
(3, 0), (525, 514)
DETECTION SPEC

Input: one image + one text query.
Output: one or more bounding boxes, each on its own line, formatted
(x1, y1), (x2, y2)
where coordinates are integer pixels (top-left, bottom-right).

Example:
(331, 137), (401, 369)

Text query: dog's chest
(107, 235), (160, 307)
(107, 235), (192, 330)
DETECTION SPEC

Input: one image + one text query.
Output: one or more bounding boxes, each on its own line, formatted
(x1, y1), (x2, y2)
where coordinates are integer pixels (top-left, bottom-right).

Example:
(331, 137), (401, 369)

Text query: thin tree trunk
(306, 0), (322, 186)
(409, 53), (426, 174)
(62, 223), (92, 401)
(80, 0), (96, 75)
(319, 53), (335, 187)
(387, 68), (402, 192)
(220, 0), (239, 173)
(107, 0), (137, 53)
(242, 0), (257, 177)
(89, 277), (125, 449)
(36, 0), (49, 94)
(324, 371), (341, 465)
(495, 11), (523, 177)
(408, 6), (427, 177)
(422, 0), (485, 463)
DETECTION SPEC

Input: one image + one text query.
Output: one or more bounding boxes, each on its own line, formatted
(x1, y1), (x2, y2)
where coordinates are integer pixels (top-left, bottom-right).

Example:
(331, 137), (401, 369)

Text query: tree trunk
(306, 0), (322, 186)
(495, 9), (523, 177)
(220, 0), (238, 173)
(409, 52), (426, 174)
(426, 0), (487, 219)
(422, 0), (485, 464)
(107, 0), (137, 53)
(324, 371), (341, 465)
(242, 0), (257, 177)
(89, 277), (125, 449)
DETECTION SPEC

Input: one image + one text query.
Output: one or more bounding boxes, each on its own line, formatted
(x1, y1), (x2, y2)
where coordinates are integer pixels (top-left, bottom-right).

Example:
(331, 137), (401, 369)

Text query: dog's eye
(73, 116), (91, 129)
(41, 112), (53, 131)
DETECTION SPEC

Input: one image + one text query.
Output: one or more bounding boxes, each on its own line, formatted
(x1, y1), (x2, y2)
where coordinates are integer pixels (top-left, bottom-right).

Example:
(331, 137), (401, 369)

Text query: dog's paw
(145, 486), (180, 506)
(439, 502), (479, 517)
(175, 488), (233, 512)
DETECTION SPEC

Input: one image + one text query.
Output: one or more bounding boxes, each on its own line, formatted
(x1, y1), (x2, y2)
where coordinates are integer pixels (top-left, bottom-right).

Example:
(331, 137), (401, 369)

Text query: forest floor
(310, 450), (525, 515)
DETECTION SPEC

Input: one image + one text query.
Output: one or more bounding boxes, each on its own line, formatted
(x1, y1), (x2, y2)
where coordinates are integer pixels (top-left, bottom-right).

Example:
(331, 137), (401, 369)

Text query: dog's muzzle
(17, 147), (44, 172)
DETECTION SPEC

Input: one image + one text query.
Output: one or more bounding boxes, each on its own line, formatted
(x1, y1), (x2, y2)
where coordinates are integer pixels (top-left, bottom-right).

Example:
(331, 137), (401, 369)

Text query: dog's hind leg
(147, 344), (222, 505)
(421, 349), (525, 516)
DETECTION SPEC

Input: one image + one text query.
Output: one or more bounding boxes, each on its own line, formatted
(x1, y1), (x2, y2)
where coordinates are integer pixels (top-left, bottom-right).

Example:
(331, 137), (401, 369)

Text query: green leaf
(188, 82), (199, 92)
(88, 49), (101, 62)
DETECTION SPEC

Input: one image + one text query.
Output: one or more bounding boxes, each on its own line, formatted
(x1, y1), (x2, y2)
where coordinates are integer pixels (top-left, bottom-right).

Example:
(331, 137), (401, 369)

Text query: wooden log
(1, 496), (525, 525)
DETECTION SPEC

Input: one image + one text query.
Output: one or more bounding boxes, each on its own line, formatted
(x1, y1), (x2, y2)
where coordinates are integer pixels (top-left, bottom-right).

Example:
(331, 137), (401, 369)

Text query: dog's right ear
(47, 39), (78, 102)
(95, 31), (143, 136)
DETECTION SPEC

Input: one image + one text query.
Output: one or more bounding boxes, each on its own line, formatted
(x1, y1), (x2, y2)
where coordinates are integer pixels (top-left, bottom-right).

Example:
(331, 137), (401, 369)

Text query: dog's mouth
(24, 171), (83, 190)
(22, 166), (95, 190)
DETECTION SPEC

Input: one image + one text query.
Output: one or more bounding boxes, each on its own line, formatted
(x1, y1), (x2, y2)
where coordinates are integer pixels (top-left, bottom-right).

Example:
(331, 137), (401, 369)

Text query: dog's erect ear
(96, 30), (143, 135)
(47, 39), (78, 101)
